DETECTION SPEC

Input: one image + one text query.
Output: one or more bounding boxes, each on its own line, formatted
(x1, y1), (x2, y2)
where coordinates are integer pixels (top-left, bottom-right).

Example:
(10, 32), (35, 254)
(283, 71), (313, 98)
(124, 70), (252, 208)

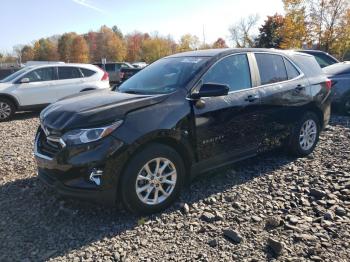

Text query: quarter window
(202, 54), (251, 92)
(58, 67), (82, 80)
(80, 68), (96, 77)
(284, 58), (300, 80)
(255, 54), (288, 85)
(23, 67), (55, 82)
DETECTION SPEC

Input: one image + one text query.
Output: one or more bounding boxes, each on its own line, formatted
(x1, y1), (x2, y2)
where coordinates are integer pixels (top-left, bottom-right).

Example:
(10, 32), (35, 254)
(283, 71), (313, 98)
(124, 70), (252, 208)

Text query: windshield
(118, 57), (210, 94)
(0, 67), (33, 83)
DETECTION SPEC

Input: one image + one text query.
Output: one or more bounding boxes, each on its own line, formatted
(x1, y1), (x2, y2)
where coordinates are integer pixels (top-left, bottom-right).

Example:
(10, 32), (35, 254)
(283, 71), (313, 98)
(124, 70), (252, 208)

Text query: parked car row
(34, 48), (332, 214)
(0, 63), (109, 120)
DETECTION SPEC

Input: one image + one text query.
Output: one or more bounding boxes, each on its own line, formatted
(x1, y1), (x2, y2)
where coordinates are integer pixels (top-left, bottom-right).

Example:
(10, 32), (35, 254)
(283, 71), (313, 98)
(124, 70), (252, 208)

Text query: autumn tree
(177, 34), (200, 52)
(280, 0), (308, 49)
(95, 25), (126, 62)
(212, 38), (228, 48)
(229, 14), (259, 47)
(141, 35), (176, 63)
(255, 14), (285, 48)
(58, 32), (77, 62)
(70, 35), (89, 63)
(307, 0), (349, 52)
(20, 45), (35, 62)
(33, 38), (59, 61)
(125, 32), (148, 62)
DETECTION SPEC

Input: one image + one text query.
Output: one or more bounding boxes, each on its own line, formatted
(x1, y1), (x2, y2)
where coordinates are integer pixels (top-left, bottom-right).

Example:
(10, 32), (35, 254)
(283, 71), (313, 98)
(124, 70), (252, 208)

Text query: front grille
(37, 129), (63, 158)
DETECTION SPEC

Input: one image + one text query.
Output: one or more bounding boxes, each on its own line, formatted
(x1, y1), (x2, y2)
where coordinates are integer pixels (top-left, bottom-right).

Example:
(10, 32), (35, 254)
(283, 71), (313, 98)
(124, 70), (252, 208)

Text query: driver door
(193, 53), (264, 168)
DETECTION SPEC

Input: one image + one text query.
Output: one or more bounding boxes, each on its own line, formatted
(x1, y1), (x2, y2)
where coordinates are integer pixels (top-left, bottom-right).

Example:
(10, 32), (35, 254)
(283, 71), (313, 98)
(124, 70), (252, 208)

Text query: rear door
(56, 66), (84, 99)
(14, 67), (57, 106)
(193, 53), (264, 168)
(253, 53), (310, 150)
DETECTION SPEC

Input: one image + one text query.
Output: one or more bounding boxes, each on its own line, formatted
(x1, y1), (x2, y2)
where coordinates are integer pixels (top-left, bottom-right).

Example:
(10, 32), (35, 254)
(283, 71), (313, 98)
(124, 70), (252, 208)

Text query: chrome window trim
(188, 51), (306, 100)
(253, 52), (305, 88)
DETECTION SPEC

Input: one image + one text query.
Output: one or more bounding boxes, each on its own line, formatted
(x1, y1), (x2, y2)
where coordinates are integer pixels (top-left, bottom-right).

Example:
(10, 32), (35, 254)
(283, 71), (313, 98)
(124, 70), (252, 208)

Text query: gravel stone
(0, 113), (349, 261)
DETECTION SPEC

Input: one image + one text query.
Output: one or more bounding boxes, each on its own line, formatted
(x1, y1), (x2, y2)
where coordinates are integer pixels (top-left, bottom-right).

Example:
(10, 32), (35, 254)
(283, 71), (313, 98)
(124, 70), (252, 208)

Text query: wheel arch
(0, 93), (19, 108)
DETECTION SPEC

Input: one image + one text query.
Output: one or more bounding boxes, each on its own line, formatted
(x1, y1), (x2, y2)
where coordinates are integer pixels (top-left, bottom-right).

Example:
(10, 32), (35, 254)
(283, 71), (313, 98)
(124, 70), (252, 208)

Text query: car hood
(40, 90), (170, 132)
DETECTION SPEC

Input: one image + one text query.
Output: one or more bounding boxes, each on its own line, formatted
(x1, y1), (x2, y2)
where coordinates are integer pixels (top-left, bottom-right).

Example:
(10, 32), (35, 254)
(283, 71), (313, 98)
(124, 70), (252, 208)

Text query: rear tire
(120, 143), (185, 215)
(0, 98), (15, 122)
(287, 112), (320, 157)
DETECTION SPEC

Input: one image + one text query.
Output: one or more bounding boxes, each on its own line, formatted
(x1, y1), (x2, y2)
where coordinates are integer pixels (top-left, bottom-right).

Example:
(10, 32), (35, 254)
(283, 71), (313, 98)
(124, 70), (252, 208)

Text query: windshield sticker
(180, 58), (203, 63)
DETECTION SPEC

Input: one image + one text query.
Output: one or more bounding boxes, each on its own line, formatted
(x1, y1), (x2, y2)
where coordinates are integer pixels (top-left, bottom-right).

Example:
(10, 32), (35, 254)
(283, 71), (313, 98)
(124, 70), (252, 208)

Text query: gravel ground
(0, 112), (350, 262)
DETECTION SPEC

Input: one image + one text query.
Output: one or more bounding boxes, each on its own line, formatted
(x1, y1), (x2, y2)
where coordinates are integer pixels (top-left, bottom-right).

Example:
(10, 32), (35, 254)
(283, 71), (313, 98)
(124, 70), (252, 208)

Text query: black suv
(35, 49), (331, 214)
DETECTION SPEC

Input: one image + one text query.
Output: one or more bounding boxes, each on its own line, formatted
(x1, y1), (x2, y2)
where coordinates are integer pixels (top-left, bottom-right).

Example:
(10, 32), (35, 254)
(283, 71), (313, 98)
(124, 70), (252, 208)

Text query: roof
(166, 48), (309, 58)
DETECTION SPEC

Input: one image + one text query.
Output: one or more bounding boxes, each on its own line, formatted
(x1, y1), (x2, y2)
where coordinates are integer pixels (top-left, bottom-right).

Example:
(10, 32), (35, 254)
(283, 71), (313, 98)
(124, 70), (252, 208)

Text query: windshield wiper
(122, 90), (145, 94)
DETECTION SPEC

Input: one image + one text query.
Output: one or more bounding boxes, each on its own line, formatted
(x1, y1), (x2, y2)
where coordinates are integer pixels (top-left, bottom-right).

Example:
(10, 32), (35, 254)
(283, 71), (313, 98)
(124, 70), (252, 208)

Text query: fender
(0, 93), (20, 108)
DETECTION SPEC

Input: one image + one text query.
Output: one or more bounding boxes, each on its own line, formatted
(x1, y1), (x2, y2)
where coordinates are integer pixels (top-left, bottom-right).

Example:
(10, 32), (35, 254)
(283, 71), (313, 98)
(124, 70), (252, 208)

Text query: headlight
(62, 121), (123, 145)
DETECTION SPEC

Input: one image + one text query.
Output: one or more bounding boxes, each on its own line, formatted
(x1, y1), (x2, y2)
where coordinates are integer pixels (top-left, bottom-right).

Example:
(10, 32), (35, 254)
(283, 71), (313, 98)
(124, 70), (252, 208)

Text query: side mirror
(20, 78), (30, 84)
(191, 83), (229, 99)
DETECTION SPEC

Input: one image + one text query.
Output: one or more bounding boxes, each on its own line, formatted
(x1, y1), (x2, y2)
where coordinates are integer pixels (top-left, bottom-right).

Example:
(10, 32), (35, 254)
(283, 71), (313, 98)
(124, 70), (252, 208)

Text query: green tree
(255, 14), (285, 48)
(112, 25), (123, 39)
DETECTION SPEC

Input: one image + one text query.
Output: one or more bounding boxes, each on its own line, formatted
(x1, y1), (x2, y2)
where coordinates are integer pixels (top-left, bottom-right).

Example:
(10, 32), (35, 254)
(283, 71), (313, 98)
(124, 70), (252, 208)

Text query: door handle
(295, 85), (305, 91)
(244, 94), (259, 102)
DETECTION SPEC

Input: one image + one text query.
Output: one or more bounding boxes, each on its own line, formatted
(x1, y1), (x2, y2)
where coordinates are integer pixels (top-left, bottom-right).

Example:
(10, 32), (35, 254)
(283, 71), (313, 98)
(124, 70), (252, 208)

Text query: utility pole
(202, 25), (206, 47)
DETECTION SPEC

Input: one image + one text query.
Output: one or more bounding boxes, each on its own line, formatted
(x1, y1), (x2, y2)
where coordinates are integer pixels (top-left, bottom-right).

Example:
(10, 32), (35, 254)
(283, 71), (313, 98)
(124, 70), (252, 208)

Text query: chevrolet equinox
(35, 49), (331, 214)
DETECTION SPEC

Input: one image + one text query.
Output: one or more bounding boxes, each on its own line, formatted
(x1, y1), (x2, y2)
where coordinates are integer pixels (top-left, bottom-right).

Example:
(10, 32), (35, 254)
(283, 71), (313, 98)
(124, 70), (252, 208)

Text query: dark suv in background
(35, 49), (331, 214)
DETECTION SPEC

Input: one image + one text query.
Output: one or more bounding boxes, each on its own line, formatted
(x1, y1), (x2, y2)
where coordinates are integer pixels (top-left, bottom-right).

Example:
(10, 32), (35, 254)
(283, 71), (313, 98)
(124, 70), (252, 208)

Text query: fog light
(89, 168), (103, 186)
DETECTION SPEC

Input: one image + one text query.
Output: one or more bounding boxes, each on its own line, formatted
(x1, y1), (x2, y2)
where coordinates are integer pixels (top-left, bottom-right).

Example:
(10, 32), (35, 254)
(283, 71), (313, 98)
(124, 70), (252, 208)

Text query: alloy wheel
(135, 157), (177, 205)
(0, 102), (11, 120)
(299, 119), (317, 151)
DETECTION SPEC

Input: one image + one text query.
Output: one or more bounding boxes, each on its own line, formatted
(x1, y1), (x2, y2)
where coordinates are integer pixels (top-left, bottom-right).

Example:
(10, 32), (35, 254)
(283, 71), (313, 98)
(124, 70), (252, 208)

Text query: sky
(0, 0), (284, 53)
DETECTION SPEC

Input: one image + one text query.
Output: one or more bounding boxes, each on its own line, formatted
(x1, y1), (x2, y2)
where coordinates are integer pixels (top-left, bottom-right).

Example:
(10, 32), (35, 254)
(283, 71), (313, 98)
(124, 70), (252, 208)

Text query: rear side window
(255, 54), (288, 85)
(284, 58), (300, 79)
(203, 54), (251, 92)
(23, 67), (55, 82)
(80, 68), (96, 77)
(58, 67), (82, 80)
(293, 54), (323, 78)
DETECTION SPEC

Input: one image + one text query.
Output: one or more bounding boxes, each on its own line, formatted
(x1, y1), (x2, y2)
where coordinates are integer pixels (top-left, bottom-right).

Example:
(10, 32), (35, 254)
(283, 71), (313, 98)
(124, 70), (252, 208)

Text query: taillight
(101, 71), (109, 81)
(325, 79), (332, 91)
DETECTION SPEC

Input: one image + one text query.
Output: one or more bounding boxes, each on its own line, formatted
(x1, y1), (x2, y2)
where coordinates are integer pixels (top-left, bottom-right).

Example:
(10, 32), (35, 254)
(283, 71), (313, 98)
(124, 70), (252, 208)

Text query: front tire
(287, 112), (320, 157)
(0, 98), (15, 122)
(120, 143), (185, 215)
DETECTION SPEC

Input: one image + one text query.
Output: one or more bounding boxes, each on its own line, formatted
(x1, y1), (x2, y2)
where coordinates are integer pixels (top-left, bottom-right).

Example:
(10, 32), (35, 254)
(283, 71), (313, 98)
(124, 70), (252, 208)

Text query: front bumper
(34, 129), (125, 205)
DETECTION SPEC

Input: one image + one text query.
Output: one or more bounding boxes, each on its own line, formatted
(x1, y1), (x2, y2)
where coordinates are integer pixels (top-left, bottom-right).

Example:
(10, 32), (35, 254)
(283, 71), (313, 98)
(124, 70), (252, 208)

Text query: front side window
(202, 54), (251, 92)
(23, 67), (55, 82)
(255, 54), (288, 85)
(58, 67), (82, 80)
